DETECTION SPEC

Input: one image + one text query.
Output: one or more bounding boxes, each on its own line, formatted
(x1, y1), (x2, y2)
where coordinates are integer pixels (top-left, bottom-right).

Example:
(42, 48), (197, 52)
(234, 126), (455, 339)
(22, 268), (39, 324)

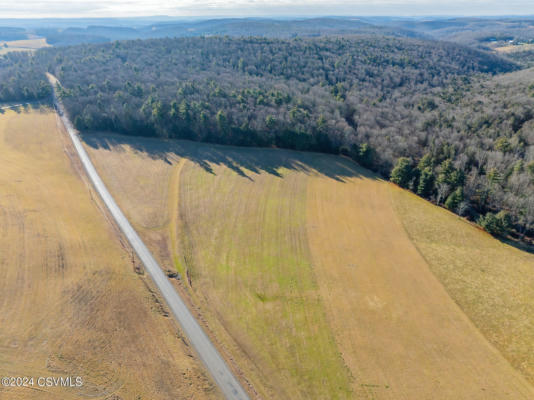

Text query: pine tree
(417, 167), (434, 197)
(390, 158), (413, 189)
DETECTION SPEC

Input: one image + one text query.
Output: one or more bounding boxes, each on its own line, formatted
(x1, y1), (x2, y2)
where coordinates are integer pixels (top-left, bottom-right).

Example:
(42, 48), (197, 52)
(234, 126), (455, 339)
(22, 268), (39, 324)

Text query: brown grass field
(493, 43), (534, 53)
(0, 38), (50, 55)
(84, 132), (534, 399)
(0, 108), (221, 399)
(392, 189), (534, 386)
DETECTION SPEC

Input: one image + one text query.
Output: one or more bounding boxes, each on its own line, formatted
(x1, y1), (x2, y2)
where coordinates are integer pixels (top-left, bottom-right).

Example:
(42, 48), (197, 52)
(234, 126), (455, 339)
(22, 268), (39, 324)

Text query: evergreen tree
(445, 187), (463, 211)
(390, 157), (413, 188)
(417, 167), (434, 197)
(478, 210), (511, 237)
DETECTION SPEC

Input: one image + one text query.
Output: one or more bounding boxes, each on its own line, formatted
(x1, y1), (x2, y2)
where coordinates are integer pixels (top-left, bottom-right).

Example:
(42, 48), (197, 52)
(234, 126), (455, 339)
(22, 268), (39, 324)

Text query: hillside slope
(392, 188), (534, 384)
(84, 132), (534, 399)
(0, 108), (221, 399)
(2, 36), (531, 238)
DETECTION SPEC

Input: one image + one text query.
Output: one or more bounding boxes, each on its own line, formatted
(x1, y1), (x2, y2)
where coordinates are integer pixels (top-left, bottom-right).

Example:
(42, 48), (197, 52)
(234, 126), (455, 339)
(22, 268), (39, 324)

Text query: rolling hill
(83, 132), (534, 399)
(3, 35), (531, 243)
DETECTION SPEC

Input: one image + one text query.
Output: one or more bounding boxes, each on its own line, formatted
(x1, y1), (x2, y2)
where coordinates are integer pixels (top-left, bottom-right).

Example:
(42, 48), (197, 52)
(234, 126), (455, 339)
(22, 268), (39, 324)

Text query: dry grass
(85, 132), (534, 399)
(494, 43), (534, 53)
(307, 168), (534, 399)
(0, 38), (50, 54)
(0, 109), (221, 400)
(392, 188), (534, 386)
(85, 135), (354, 399)
(81, 137), (180, 269)
(177, 151), (356, 399)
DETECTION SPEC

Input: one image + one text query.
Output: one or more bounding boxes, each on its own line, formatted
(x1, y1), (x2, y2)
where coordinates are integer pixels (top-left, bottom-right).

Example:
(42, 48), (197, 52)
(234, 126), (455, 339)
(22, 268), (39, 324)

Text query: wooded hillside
(1, 35), (532, 239)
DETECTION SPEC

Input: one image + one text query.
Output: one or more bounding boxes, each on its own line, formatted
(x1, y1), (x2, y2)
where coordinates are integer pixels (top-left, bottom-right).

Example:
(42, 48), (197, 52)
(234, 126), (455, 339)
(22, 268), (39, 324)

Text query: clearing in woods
(84, 132), (534, 399)
(0, 107), (221, 400)
(0, 38), (50, 54)
(493, 43), (534, 53)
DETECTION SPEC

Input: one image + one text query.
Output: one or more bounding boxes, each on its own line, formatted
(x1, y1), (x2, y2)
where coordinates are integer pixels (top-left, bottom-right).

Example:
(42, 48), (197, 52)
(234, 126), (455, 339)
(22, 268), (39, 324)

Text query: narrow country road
(46, 74), (250, 400)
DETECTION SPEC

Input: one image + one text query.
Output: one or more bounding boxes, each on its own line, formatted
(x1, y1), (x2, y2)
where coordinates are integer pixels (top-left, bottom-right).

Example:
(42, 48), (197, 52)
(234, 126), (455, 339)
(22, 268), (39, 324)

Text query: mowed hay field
(0, 108), (221, 400)
(0, 38), (50, 54)
(85, 133), (534, 399)
(392, 189), (534, 385)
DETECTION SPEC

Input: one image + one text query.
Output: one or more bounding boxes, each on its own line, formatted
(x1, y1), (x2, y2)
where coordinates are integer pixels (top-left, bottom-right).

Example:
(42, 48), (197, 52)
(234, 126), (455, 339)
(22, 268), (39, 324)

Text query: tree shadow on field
(0, 101), (51, 114)
(82, 132), (380, 183)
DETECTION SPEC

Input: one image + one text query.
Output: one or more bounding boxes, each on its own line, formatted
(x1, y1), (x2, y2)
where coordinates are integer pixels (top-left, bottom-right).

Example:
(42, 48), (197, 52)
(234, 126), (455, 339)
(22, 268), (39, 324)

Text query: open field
(85, 132), (534, 399)
(306, 167), (534, 399)
(0, 38), (50, 54)
(493, 43), (534, 53)
(0, 108), (221, 399)
(85, 136), (353, 399)
(392, 189), (534, 385)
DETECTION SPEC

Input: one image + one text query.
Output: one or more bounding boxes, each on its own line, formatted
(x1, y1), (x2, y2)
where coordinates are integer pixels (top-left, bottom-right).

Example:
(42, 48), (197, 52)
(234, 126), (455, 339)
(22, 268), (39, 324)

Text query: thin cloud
(1, 0), (534, 18)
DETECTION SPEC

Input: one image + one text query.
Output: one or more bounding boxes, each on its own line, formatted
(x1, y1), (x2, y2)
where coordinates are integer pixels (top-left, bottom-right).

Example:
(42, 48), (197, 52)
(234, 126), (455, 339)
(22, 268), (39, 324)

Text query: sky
(1, 0), (534, 18)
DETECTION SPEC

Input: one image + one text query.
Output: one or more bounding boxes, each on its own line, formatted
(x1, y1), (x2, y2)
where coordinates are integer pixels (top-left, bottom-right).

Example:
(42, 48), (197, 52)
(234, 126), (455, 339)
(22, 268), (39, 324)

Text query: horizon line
(2, 14), (534, 20)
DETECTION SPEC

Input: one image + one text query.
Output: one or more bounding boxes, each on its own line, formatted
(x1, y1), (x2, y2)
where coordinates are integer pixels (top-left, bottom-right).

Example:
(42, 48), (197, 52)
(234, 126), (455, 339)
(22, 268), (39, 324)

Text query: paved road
(47, 74), (250, 400)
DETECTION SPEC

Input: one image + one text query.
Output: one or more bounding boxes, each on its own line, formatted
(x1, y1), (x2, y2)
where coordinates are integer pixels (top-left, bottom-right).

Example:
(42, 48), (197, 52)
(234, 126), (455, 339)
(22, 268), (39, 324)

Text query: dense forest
(0, 35), (533, 241)
(0, 51), (50, 101)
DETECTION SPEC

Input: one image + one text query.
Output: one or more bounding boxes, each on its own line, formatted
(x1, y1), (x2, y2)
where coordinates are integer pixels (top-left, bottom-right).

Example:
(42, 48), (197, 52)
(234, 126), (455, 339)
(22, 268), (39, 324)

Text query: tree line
(0, 35), (532, 241)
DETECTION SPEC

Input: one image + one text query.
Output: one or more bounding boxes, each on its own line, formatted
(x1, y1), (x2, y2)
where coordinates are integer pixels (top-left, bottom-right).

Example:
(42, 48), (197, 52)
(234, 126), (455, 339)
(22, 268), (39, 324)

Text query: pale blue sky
(1, 0), (534, 18)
